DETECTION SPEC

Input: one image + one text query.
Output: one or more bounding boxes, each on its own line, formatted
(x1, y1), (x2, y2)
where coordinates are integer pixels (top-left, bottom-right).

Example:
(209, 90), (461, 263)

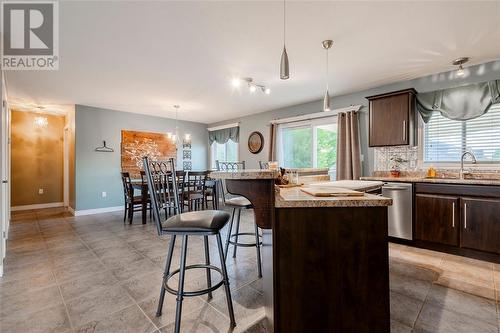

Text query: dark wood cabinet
(414, 184), (500, 261)
(367, 89), (417, 147)
(415, 194), (459, 246)
(461, 197), (500, 254)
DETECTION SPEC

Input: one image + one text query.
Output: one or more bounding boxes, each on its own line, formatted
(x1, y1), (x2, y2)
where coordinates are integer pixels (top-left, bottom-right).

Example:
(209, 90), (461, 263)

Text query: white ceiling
(6, 1), (500, 124)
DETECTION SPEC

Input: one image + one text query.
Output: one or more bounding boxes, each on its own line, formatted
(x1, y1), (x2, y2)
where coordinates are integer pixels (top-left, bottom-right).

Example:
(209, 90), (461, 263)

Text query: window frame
(418, 105), (500, 168)
(276, 116), (338, 169)
(209, 139), (239, 170)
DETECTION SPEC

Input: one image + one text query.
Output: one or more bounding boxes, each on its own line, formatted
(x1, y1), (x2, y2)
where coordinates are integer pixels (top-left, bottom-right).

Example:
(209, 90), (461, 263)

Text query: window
(423, 103), (500, 163)
(277, 118), (337, 170)
(210, 139), (238, 169)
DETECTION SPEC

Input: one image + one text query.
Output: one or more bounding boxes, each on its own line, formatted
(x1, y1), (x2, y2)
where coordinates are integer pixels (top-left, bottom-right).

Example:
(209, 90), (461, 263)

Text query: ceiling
(6, 1), (500, 124)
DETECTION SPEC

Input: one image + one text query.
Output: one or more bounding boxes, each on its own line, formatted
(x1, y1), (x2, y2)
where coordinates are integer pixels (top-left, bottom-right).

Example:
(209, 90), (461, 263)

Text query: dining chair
(143, 157), (236, 333)
(216, 161), (263, 278)
(182, 171), (209, 211)
(121, 172), (149, 224)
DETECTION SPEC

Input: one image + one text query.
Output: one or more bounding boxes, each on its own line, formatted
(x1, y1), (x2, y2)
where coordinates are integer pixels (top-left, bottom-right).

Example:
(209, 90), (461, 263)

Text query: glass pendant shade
(280, 46), (289, 80)
(323, 89), (331, 111)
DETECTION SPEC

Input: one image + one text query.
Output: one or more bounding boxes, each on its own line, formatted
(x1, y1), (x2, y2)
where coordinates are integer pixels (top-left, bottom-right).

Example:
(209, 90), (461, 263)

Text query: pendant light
(170, 105), (191, 145)
(322, 40), (333, 111)
(280, 0), (290, 80)
(452, 57), (469, 78)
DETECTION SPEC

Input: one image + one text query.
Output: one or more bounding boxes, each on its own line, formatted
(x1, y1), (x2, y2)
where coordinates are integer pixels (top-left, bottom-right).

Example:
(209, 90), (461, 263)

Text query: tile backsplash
(374, 146), (418, 171)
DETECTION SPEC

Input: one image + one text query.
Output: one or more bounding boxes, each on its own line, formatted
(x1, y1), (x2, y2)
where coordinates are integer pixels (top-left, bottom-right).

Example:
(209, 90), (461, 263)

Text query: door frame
(63, 126), (69, 208)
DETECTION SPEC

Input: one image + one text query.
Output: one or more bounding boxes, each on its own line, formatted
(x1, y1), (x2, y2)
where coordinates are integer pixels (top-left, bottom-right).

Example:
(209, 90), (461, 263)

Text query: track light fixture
(231, 77), (271, 95)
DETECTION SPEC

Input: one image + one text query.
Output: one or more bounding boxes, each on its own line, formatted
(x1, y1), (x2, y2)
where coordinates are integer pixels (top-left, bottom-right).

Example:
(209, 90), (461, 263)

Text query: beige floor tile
(425, 285), (497, 325)
(389, 272), (432, 301)
(0, 303), (71, 333)
(158, 303), (233, 333)
(0, 286), (63, 319)
(413, 302), (497, 333)
(390, 320), (412, 333)
(435, 274), (496, 300)
(389, 291), (423, 327)
(66, 285), (134, 328)
(138, 294), (206, 329)
(59, 270), (119, 301)
(121, 270), (164, 303)
(75, 304), (156, 333)
(0, 269), (56, 298)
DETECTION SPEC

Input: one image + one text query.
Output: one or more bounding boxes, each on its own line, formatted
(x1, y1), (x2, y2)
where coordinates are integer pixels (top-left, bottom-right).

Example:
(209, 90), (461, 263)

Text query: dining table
(131, 176), (221, 224)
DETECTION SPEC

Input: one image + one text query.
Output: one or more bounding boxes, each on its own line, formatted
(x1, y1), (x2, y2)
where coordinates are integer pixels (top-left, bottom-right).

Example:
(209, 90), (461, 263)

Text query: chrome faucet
(460, 151), (477, 179)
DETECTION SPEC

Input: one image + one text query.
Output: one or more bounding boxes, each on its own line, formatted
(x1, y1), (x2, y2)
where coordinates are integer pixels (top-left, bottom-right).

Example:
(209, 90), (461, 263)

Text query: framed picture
(183, 150), (192, 159)
(248, 131), (264, 154)
(183, 161), (192, 170)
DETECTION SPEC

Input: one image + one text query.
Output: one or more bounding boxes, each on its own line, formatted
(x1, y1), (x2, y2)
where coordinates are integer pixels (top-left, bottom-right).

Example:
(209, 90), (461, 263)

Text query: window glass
(278, 118), (337, 170)
(424, 103), (500, 163)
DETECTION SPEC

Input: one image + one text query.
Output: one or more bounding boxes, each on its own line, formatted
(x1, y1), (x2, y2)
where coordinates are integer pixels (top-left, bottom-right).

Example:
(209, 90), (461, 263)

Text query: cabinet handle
(402, 120), (406, 141)
(464, 203), (467, 229)
(452, 202), (455, 228)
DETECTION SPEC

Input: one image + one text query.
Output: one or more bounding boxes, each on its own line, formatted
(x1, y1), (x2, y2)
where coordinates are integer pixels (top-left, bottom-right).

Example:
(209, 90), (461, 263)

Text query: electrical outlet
(101, 191), (107, 198)
(38, 188), (44, 195)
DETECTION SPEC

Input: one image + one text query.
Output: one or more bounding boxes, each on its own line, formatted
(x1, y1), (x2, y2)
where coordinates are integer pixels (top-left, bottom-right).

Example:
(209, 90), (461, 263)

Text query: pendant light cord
(283, 0), (286, 47)
(326, 48), (329, 90)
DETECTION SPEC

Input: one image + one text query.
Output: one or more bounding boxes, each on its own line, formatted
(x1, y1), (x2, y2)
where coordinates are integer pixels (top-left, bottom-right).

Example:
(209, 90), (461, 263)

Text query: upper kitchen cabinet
(367, 89), (417, 147)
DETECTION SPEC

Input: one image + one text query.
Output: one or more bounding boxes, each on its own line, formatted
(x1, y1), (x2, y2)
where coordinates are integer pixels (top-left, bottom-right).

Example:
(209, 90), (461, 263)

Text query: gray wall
(75, 105), (208, 211)
(209, 61), (500, 175)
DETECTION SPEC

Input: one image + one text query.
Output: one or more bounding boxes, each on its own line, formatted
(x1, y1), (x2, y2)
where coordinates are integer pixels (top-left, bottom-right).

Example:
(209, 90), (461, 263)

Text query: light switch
(38, 188), (44, 195)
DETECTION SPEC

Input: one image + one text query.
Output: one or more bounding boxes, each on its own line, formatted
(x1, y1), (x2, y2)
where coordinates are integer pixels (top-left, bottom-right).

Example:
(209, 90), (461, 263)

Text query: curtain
(336, 111), (361, 180)
(417, 80), (500, 123)
(268, 123), (277, 161)
(208, 126), (239, 145)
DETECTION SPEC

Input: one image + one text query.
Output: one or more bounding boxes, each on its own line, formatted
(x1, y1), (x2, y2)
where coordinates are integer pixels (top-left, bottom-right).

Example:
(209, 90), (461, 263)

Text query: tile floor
(1, 207), (499, 333)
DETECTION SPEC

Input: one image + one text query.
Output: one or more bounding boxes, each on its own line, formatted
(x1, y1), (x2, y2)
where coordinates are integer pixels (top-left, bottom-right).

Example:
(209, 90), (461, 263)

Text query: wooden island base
(272, 206), (389, 333)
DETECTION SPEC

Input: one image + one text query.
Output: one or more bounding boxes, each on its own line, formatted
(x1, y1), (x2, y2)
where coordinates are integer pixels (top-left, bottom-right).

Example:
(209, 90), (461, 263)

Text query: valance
(208, 126), (239, 145)
(416, 80), (500, 123)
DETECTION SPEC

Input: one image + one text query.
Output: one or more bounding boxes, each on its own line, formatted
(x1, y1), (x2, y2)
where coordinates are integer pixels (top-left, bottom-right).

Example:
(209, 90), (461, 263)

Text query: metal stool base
(164, 264), (224, 297)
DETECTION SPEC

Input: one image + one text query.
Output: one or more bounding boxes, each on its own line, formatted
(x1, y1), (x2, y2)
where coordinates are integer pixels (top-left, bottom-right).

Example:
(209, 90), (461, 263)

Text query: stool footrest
(228, 232), (262, 247)
(165, 264), (225, 297)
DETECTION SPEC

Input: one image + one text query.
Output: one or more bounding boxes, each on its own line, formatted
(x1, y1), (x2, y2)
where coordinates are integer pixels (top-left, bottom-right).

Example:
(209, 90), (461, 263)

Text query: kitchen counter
(275, 186), (391, 208)
(361, 176), (500, 186)
(210, 171), (391, 332)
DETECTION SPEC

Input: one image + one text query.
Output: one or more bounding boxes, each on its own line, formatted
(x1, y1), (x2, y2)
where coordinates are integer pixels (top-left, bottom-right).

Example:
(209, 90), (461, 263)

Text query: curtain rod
(207, 122), (240, 132)
(270, 105), (362, 125)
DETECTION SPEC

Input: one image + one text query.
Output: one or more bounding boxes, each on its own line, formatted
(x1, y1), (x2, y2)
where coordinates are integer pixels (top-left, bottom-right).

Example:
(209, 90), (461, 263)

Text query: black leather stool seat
(162, 210), (230, 233)
(224, 197), (253, 209)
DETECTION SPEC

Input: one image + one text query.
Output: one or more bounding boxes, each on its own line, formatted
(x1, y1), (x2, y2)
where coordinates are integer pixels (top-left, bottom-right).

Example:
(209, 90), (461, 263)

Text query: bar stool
(215, 160), (262, 278)
(224, 197), (262, 278)
(143, 157), (236, 333)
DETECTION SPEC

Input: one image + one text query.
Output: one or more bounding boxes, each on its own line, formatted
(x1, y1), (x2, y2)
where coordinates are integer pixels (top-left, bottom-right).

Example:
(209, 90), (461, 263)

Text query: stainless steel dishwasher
(382, 182), (413, 240)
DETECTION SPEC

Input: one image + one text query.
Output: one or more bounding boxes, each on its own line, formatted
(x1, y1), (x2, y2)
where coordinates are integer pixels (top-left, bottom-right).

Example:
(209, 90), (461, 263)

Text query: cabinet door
(369, 93), (409, 147)
(461, 197), (500, 254)
(415, 194), (459, 246)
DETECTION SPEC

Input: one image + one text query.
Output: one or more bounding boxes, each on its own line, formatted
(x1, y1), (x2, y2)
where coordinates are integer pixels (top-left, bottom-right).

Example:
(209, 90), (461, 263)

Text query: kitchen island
(211, 170), (393, 333)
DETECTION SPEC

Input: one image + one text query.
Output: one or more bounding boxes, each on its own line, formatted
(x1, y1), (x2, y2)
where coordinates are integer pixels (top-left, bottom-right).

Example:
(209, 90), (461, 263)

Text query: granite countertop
(275, 187), (392, 208)
(209, 169), (279, 180)
(360, 176), (500, 186)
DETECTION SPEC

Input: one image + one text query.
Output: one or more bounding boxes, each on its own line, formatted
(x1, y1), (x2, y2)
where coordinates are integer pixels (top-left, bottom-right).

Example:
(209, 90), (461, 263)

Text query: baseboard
(74, 205), (123, 216)
(11, 202), (64, 211)
(68, 206), (75, 216)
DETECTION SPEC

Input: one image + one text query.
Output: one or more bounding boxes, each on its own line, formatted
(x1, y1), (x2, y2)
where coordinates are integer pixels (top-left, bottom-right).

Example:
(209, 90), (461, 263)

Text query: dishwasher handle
(382, 186), (409, 191)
